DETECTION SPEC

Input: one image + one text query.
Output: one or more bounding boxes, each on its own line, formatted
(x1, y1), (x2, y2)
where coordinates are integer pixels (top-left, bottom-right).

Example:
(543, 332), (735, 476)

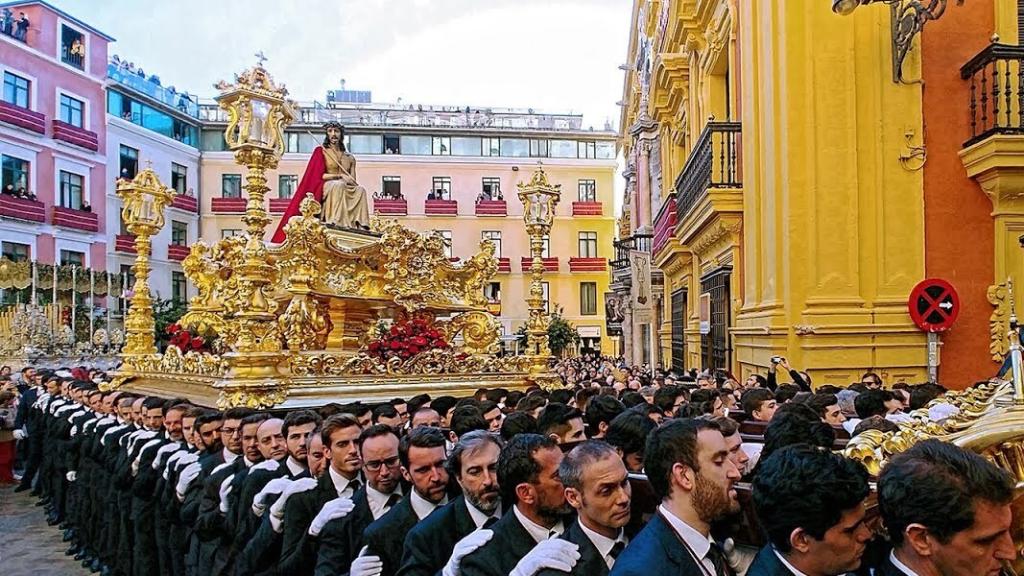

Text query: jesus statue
(271, 121), (370, 243)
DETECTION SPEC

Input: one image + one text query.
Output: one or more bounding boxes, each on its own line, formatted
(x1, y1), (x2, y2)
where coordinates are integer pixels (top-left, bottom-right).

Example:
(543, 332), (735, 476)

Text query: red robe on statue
(270, 146), (327, 244)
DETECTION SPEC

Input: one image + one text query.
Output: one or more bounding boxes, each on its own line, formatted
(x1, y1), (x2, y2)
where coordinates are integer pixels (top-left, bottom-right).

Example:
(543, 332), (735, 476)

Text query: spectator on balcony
(70, 38), (85, 58)
(80, 200), (91, 213)
(476, 191), (490, 203)
(13, 12), (28, 41)
(427, 190), (437, 201)
(1, 9), (13, 36)
(2, 184), (13, 196)
(149, 74), (161, 86)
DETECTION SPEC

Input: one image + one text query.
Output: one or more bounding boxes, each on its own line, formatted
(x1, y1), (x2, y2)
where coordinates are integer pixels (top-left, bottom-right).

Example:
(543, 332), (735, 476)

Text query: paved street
(0, 485), (90, 576)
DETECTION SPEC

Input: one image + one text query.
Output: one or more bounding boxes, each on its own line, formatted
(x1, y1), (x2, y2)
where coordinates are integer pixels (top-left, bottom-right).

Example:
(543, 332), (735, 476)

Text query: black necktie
(706, 541), (733, 576)
(608, 541), (625, 560)
(385, 492), (402, 509)
(347, 479), (361, 495)
(482, 516), (498, 529)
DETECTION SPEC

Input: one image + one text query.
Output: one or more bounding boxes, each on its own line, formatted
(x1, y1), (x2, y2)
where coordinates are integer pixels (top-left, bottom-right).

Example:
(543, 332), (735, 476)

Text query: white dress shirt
(659, 504), (718, 576)
(285, 456), (305, 477)
(328, 465), (359, 498)
(890, 551), (921, 576)
(513, 504), (565, 544)
(367, 484), (403, 520)
(773, 548), (810, 576)
(223, 448), (239, 465)
(578, 519), (627, 569)
(465, 499), (500, 529)
(409, 489), (447, 520)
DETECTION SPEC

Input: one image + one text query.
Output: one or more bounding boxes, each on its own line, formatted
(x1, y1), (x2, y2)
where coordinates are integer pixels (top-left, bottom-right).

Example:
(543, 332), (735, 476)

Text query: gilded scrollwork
(290, 349), (530, 377)
(444, 311), (500, 355)
(216, 385), (288, 410)
(988, 281), (1011, 362)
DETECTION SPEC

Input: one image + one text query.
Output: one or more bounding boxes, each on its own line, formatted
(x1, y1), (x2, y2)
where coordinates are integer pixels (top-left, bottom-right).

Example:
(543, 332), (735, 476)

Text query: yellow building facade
(620, 0), (936, 383)
(198, 106), (618, 355)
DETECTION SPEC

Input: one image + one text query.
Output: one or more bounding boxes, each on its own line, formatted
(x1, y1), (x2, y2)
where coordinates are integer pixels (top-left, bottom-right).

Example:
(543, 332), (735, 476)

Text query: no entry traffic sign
(908, 278), (960, 333)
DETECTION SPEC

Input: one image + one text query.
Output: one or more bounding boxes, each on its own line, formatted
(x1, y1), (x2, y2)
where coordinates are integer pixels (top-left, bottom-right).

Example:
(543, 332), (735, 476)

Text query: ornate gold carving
(444, 311), (500, 355)
(216, 385), (288, 410)
(989, 280), (1012, 362)
(690, 219), (741, 258)
(794, 325), (817, 336)
(290, 349), (531, 377)
(279, 294), (332, 351)
(121, 346), (227, 377)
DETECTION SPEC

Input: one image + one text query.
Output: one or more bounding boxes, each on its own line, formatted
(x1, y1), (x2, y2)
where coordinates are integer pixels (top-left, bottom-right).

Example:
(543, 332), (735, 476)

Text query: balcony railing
(611, 233), (653, 270)
(961, 43), (1024, 147)
(675, 121), (741, 220)
(107, 64), (200, 118)
(211, 197), (247, 213)
(652, 193), (677, 256)
(0, 100), (45, 134)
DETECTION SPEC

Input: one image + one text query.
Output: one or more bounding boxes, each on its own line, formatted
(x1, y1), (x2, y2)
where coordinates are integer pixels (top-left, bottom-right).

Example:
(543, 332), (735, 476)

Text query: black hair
(398, 425), (447, 469)
(757, 406), (835, 470)
(605, 410), (657, 466)
(496, 433), (559, 505)
(431, 396), (458, 419)
(372, 403), (400, 423)
(194, 411), (224, 429)
(774, 384), (801, 404)
(805, 393), (839, 420)
(909, 385), (943, 411)
(450, 405), (488, 438)
(162, 397), (190, 415)
(654, 385), (687, 415)
(753, 444), (870, 553)
(548, 389), (573, 406)
(536, 403), (582, 437)
(584, 395), (625, 437)
(358, 423), (400, 447)
(515, 394), (547, 414)
(322, 122), (347, 151)
(619, 391), (646, 408)
(141, 396), (165, 412)
(645, 418), (720, 501)
(478, 400), (500, 416)
(240, 412), (271, 428)
(854, 390), (889, 419)
(500, 411), (538, 442)
(223, 407), (257, 421)
(878, 439), (1014, 547)
(282, 410), (323, 439)
(741, 388), (775, 418)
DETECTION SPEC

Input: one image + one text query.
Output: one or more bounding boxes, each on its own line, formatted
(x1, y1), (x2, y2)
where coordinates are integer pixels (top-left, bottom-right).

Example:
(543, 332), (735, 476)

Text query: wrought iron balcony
(610, 233), (653, 270)
(961, 43), (1024, 147)
(675, 122), (742, 220)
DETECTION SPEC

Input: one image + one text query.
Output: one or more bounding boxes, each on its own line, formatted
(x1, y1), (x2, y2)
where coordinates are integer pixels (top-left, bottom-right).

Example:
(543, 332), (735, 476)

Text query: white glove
(176, 461), (203, 500)
(70, 425), (79, 437)
(154, 445), (183, 470)
(66, 471), (77, 482)
(13, 429), (26, 441)
(350, 546), (383, 576)
(251, 459), (280, 473)
(218, 474), (235, 515)
(442, 529), (494, 576)
(131, 458), (140, 477)
(269, 477), (316, 533)
(308, 497), (355, 537)
(509, 539), (580, 576)
(176, 452), (200, 469)
(722, 537), (756, 574)
(253, 477), (294, 517)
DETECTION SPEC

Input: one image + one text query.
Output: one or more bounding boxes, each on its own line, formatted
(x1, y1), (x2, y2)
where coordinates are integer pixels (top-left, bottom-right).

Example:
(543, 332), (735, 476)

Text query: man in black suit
(360, 426), (450, 576)
(277, 413), (364, 576)
(610, 418), (742, 576)
(315, 423), (405, 576)
(398, 430), (503, 576)
(877, 439), (1016, 576)
(747, 445), (871, 576)
(537, 403), (586, 445)
(460, 434), (574, 576)
(539, 440), (631, 576)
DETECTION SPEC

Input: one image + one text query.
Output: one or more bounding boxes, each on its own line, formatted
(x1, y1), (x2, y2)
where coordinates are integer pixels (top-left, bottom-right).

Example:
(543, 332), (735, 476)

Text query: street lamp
(214, 63), (295, 376)
(518, 165), (561, 387)
(116, 167), (175, 356)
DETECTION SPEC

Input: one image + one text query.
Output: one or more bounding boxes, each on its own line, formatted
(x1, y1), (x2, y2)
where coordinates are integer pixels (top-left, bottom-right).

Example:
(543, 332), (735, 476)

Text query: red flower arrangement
(366, 316), (449, 362)
(165, 322), (209, 353)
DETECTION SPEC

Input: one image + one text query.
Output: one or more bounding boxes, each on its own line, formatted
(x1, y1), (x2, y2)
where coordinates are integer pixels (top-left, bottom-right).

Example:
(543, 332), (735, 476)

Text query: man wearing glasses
(859, 372), (883, 390)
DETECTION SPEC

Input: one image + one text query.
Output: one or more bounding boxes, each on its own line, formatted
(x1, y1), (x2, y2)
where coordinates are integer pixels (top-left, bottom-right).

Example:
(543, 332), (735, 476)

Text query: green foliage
(153, 298), (188, 350)
(515, 305), (580, 357)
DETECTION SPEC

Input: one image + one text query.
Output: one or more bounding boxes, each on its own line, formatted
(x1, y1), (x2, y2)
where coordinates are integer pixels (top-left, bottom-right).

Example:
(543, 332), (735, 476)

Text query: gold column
(116, 168), (175, 357)
(215, 64), (296, 378)
(517, 166), (561, 389)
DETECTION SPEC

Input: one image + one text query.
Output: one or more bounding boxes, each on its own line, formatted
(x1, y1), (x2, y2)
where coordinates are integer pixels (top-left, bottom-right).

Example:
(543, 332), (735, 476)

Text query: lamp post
(116, 168), (175, 356)
(215, 63), (295, 375)
(518, 165), (561, 387)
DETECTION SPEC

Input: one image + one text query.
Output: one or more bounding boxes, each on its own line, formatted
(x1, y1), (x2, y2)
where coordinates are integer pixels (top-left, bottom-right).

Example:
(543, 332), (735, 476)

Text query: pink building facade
(0, 1), (111, 270)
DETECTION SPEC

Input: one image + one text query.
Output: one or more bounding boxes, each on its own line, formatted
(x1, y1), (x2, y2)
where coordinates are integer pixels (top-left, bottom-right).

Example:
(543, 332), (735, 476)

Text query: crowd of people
(0, 356), (1016, 576)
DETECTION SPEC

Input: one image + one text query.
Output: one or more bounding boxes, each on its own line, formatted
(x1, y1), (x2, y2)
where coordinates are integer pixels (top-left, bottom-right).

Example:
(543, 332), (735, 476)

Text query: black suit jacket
(875, 555), (906, 576)
(278, 468), (341, 576)
(538, 520), (612, 576)
(746, 546), (796, 576)
(364, 495), (421, 576)
(314, 487), (374, 576)
(609, 514), (705, 576)
(460, 508), (539, 576)
(397, 495), (479, 576)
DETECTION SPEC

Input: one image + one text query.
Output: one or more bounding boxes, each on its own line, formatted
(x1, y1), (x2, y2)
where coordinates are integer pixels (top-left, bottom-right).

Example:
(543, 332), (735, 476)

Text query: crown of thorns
(322, 121), (343, 131)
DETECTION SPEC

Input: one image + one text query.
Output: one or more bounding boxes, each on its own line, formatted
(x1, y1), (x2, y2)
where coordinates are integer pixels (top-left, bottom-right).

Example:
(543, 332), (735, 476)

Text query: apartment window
(451, 137), (482, 156)
(384, 134), (400, 154)
(59, 94), (84, 127)
(550, 140), (576, 158)
(481, 177), (501, 200)
(171, 271), (186, 304)
(278, 175), (298, 199)
(578, 141), (597, 159)
(541, 234), (550, 258)
(222, 174), (242, 198)
(119, 145), (138, 179)
(221, 229), (243, 238)
(484, 281), (501, 303)
(171, 163), (188, 194)
(382, 176), (401, 199)
(580, 282), (597, 316)
(60, 250), (85, 267)
(1, 242), (30, 262)
(2, 72), (30, 108)
(1, 155), (30, 194)
(171, 221), (187, 246)
(60, 25), (86, 69)
(578, 179), (597, 202)
(529, 139), (549, 158)
(578, 231), (598, 258)
(541, 282), (550, 314)
(430, 177), (451, 200)
(482, 231), (502, 258)
(482, 137), (500, 157)
(437, 230), (453, 259)
(499, 138), (529, 157)
(432, 136), (451, 156)
(58, 171), (84, 209)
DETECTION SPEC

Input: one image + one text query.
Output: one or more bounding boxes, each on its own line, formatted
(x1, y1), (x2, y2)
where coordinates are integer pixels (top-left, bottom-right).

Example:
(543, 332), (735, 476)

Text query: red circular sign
(908, 278), (960, 333)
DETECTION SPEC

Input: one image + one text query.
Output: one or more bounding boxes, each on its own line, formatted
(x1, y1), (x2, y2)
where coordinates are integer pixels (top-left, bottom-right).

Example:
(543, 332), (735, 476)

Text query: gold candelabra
(116, 168), (176, 356)
(215, 63), (296, 377)
(517, 166), (561, 387)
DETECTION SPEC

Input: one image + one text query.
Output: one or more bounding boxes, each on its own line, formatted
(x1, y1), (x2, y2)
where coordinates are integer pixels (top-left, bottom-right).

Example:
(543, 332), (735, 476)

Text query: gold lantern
(517, 165), (561, 387)
(116, 168), (175, 356)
